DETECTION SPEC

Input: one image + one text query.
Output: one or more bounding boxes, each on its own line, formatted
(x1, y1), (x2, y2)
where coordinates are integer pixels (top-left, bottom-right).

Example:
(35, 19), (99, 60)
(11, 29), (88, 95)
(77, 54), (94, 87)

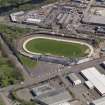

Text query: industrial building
(31, 83), (55, 96)
(34, 88), (72, 105)
(24, 18), (41, 24)
(90, 96), (105, 105)
(67, 73), (81, 85)
(81, 67), (105, 96)
(31, 83), (72, 105)
(82, 15), (105, 26)
(10, 11), (24, 22)
(85, 81), (94, 89)
(10, 9), (46, 25)
(100, 61), (105, 69)
(58, 13), (70, 25)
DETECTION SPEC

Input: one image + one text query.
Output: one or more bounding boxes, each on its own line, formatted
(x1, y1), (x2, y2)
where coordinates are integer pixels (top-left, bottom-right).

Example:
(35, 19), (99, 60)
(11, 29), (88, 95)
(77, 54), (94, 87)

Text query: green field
(0, 98), (5, 105)
(26, 38), (89, 58)
(19, 54), (37, 69)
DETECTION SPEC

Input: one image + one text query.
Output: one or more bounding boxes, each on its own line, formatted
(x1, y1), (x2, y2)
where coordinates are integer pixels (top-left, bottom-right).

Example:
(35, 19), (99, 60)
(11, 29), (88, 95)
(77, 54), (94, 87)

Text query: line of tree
(0, 0), (31, 7)
(0, 0), (46, 7)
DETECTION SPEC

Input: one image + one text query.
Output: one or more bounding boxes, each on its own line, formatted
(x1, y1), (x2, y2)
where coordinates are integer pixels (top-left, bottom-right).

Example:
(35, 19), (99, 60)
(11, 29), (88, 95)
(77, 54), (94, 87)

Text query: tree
(0, 0), (31, 7)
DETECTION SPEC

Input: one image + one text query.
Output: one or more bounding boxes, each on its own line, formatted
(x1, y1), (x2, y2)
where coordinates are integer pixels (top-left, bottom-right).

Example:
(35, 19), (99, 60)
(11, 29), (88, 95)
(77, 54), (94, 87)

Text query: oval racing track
(23, 36), (94, 58)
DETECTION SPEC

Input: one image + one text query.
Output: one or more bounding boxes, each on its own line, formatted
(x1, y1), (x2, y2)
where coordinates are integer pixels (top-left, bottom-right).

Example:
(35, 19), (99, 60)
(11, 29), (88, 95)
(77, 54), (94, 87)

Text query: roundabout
(22, 36), (94, 58)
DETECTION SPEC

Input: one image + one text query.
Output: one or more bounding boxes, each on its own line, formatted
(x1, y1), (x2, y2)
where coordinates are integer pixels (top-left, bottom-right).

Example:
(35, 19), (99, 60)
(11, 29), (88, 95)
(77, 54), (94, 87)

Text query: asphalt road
(68, 57), (105, 73)
(1, 56), (104, 105)
(0, 44), (105, 105)
(0, 56), (105, 93)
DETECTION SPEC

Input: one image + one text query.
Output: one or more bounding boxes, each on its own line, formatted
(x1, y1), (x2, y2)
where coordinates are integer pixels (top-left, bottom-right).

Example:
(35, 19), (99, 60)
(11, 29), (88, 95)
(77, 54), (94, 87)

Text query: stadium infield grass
(25, 38), (89, 58)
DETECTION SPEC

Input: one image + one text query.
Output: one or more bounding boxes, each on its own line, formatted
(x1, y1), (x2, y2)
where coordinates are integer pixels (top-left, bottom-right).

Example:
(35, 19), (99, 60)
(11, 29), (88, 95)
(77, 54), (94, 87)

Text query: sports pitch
(24, 37), (90, 58)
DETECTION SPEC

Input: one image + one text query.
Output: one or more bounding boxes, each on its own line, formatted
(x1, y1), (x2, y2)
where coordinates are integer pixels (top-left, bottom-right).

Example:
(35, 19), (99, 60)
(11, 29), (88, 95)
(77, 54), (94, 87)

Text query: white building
(85, 81), (94, 89)
(67, 73), (81, 85)
(25, 18), (41, 24)
(81, 67), (105, 96)
(90, 97), (105, 105)
(10, 11), (24, 22)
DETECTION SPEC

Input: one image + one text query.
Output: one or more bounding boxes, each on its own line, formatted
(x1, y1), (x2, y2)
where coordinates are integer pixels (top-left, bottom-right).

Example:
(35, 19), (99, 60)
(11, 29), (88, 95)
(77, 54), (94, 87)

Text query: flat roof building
(90, 97), (105, 105)
(31, 83), (55, 96)
(64, 14), (71, 25)
(10, 11), (24, 22)
(34, 88), (72, 105)
(85, 81), (94, 89)
(67, 73), (81, 85)
(82, 14), (105, 26)
(58, 13), (68, 24)
(25, 18), (41, 24)
(81, 67), (105, 96)
(57, 13), (63, 20)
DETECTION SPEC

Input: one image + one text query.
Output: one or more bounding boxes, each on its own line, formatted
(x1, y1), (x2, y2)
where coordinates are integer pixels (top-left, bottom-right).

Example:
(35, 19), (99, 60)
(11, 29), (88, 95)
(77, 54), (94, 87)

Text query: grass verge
(18, 54), (37, 69)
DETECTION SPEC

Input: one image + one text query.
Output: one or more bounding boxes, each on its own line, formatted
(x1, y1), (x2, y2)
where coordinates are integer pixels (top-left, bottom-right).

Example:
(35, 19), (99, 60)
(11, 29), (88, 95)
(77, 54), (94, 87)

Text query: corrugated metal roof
(82, 15), (105, 25)
(26, 18), (41, 23)
(32, 83), (55, 96)
(92, 97), (105, 105)
(35, 88), (72, 105)
(64, 14), (71, 25)
(85, 81), (94, 89)
(68, 73), (80, 81)
(81, 67), (105, 96)
(59, 14), (68, 24)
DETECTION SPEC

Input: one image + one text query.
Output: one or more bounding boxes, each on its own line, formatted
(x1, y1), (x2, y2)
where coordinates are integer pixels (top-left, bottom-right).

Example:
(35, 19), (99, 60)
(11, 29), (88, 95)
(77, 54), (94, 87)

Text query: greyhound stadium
(19, 36), (93, 58)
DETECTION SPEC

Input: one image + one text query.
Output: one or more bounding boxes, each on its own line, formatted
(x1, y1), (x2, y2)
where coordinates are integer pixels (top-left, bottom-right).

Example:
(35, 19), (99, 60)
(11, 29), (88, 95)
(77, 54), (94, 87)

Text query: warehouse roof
(35, 88), (72, 105)
(32, 83), (55, 96)
(85, 81), (94, 89)
(91, 97), (105, 105)
(25, 18), (41, 23)
(81, 67), (105, 96)
(82, 15), (105, 25)
(68, 73), (81, 82)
